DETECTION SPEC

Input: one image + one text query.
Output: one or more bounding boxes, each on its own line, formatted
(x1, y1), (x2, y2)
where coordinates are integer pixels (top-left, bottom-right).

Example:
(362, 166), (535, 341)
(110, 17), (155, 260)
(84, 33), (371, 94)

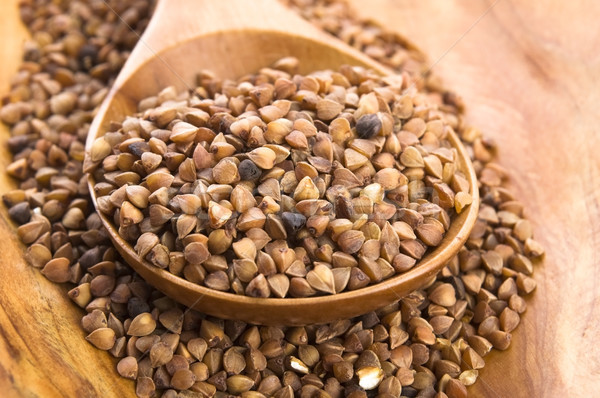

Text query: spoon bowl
(85, 0), (479, 326)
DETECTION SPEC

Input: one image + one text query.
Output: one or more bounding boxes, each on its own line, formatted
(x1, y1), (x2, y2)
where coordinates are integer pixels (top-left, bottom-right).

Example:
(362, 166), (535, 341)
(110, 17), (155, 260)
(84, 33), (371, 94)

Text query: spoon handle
(112, 0), (390, 91)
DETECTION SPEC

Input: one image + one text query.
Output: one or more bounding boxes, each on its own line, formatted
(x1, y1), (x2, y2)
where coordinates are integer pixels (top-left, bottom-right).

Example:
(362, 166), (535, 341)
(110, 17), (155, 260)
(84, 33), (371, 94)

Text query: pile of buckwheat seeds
(1, 0), (544, 397)
(88, 59), (472, 298)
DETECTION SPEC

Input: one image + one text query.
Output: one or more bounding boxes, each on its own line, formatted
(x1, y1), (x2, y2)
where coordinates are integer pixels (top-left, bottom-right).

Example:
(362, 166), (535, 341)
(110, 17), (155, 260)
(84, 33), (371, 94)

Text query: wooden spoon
(85, 0), (479, 326)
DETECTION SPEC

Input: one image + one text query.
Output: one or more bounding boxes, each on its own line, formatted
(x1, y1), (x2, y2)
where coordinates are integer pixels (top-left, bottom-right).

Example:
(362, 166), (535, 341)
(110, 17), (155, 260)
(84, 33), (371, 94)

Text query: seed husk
(267, 274), (290, 298)
(150, 342), (174, 368)
(416, 223), (444, 247)
(445, 378), (467, 398)
(306, 263), (336, 295)
(281, 212), (307, 236)
(128, 313), (156, 336)
(86, 327), (116, 350)
(247, 147), (277, 170)
(171, 368), (196, 390)
(428, 283), (456, 307)
(200, 320), (225, 347)
(246, 274), (271, 298)
(187, 338), (208, 361)
(454, 191), (473, 214)
(355, 114), (382, 139)
(136, 377), (155, 398)
(41, 257), (71, 283)
(227, 374), (255, 394)
(117, 356), (139, 380)
(337, 230), (365, 254)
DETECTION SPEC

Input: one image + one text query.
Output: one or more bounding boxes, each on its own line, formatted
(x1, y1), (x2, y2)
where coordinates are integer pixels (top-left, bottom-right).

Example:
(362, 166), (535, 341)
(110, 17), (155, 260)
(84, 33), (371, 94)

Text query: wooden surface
(0, 2), (135, 398)
(0, 0), (599, 397)
(345, 0), (600, 396)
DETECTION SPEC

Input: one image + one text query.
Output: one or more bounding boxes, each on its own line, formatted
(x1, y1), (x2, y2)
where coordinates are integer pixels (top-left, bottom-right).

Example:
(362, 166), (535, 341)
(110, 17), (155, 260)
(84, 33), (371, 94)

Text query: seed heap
(87, 59), (471, 297)
(0, 0), (544, 397)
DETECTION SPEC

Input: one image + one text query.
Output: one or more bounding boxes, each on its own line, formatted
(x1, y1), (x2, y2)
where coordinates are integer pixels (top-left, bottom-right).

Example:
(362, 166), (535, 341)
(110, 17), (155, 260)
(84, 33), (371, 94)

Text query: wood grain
(1, 0), (599, 397)
(346, 0), (600, 396)
(0, 2), (135, 397)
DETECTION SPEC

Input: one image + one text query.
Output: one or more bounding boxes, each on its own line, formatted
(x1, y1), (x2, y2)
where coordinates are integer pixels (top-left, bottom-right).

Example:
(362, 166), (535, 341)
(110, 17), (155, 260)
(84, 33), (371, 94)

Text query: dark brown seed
(355, 114), (382, 139)
(8, 201), (31, 224)
(281, 212), (307, 236)
(238, 159), (262, 180)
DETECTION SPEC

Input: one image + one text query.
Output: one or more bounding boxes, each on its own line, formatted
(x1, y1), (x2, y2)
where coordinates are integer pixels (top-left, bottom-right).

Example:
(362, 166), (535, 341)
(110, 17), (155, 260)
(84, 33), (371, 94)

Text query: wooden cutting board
(1, 0), (598, 397)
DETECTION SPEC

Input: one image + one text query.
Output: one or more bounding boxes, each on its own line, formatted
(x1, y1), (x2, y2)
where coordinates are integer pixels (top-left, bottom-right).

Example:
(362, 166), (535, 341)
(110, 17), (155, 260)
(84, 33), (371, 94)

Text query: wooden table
(1, 0), (599, 396)
(348, 1), (600, 396)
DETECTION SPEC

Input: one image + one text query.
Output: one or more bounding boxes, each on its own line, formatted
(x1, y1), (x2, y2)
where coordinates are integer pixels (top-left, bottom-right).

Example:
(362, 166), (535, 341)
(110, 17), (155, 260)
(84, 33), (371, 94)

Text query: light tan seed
(227, 374), (255, 394)
(213, 157), (240, 184)
(233, 259), (258, 283)
(248, 147), (277, 169)
(428, 283), (456, 307)
(146, 171), (175, 192)
(150, 342), (174, 368)
(424, 155), (443, 179)
(416, 223), (444, 247)
(373, 168), (405, 190)
(207, 229), (232, 255)
(170, 121), (199, 143)
(400, 147), (424, 168)
(135, 232), (159, 259)
(344, 148), (369, 171)
(487, 330), (512, 350)
(306, 263), (336, 295)
(187, 338), (208, 361)
(246, 274), (270, 297)
(230, 185), (256, 213)
(337, 230), (365, 254)
(223, 347), (246, 375)
(86, 327), (116, 350)
(68, 283), (92, 308)
(128, 313), (156, 336)
(316, 98), (343, 120)
(136, 377), (155, 398)
(90, 137), (112, 162)
(208, 200), (233, 229)
(267, 274), (290, 298)
(454, 192), (473, 213)
(233, 237), (257, 260)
